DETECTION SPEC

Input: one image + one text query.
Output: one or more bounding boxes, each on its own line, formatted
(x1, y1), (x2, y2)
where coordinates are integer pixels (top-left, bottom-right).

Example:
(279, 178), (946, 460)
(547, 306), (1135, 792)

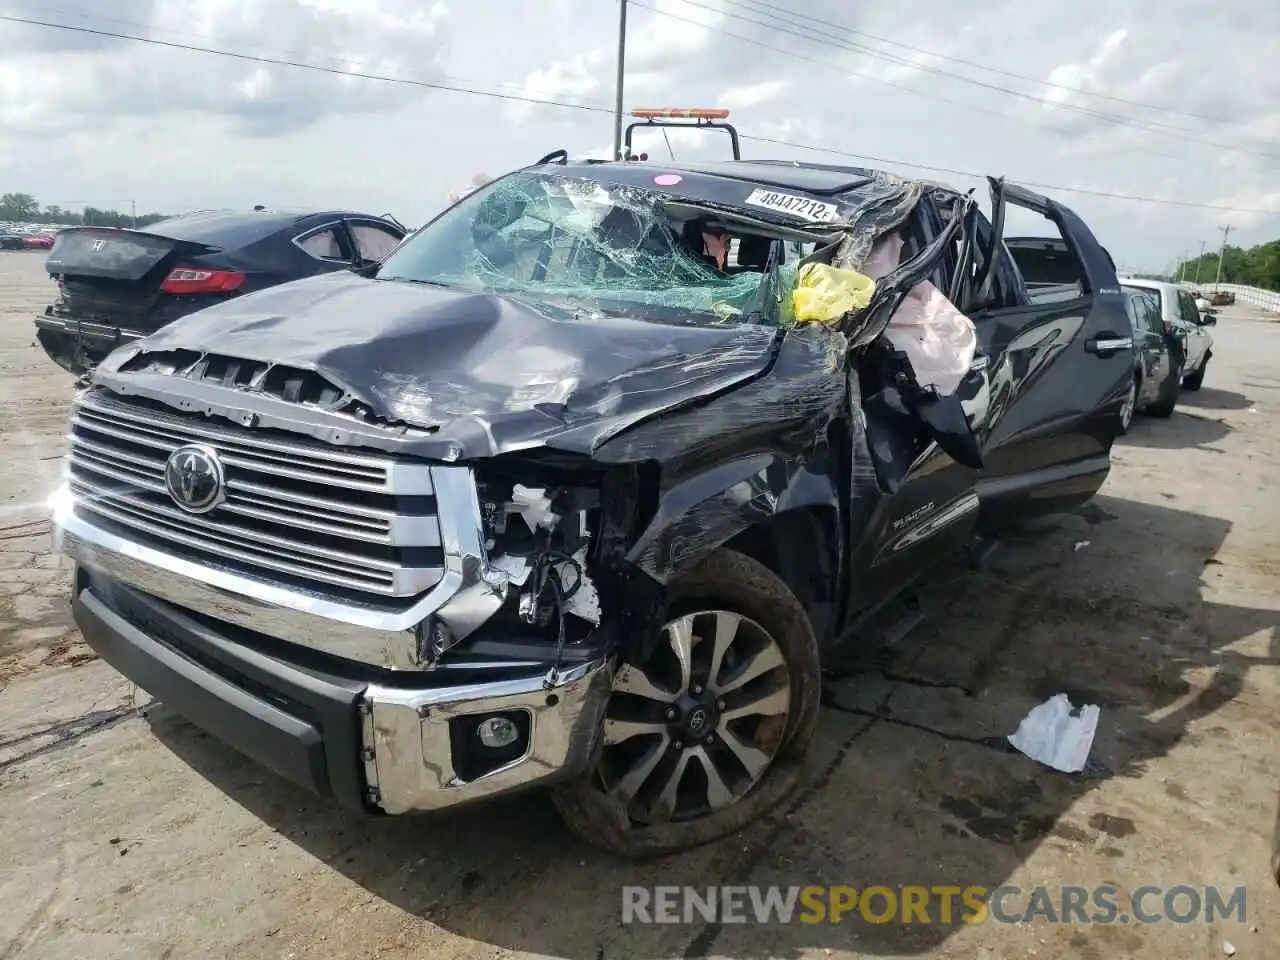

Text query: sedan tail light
(160, 267), (246, 294)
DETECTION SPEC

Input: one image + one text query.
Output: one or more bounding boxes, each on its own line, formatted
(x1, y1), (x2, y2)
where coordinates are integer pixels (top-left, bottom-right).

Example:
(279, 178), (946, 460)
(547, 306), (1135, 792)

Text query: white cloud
(719, 79), (786, 110)
(1042, 28), (1130, 109)
(0, 0), (1277, 267)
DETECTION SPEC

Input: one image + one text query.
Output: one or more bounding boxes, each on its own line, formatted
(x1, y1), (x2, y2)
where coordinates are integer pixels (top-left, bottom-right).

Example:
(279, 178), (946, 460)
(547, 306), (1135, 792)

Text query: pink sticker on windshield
(654, 174), (682, 186)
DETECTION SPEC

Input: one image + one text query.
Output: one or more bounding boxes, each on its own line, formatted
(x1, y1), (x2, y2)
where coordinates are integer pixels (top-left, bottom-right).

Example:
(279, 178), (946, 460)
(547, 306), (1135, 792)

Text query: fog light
(476, 716), (520, 749)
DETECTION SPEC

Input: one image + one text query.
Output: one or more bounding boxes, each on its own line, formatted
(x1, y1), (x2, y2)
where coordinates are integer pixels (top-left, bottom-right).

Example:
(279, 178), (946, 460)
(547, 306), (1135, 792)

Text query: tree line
(1175, 240), (1280, 291)
(0, 192), (171, 229)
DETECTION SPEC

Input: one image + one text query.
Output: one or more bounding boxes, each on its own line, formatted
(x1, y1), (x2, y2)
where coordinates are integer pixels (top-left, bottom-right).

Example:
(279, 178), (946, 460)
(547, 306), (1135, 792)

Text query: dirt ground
(0, 249), (1277, 960)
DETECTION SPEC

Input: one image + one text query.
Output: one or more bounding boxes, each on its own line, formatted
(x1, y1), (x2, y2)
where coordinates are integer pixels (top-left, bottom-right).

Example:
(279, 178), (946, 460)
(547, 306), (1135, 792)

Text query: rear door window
(348, 222), (404, 262)
(1123, 292), (1143, 333)
(295, 226), (348, 262)
(1123, 285), (1163, 324)
(1177, 291), (1202, 325)
(1140, 294), (1163, 334)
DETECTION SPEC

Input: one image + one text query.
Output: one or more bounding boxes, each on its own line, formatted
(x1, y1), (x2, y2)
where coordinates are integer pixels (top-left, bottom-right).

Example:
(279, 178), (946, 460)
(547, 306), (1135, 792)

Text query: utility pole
(1213, 224), (1231, 289)
(1178, 249), (1189, 282)
(131, 199), (137, 228)
(1193, 239), (1206, 284)
(611, 0), (628, 160)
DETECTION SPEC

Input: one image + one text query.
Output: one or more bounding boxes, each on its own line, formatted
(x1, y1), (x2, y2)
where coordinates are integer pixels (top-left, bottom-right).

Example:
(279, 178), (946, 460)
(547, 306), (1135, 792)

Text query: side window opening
(1123, 293), (1143, 334)
(1177, 291), (1201, 325)
(1143, 295), (1163, 334)
(296, 227), (346, 261)
(963, 210), (1027, 313)
(350, 223), (403, 262)
(1004, 235), (1086, 304)
(1121, 287), (1168, 335)
(1146, 288), (1164, 322)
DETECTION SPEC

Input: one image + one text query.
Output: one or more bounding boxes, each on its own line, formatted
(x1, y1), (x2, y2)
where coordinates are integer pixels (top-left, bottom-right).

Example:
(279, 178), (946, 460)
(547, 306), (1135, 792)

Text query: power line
(655, 0), (1278, 158)
(0, 13), (610, 116)
(30, 2), (587, 106)
(627, 0), (1184, 165)
(4, 13), (1279, 216)
(697, 0), (1222, 144)
(677, 0), (1276, 154)
(0, 9), (1204, 172)
(17, 3), (1179, 172)
(726, 0), (1228, 125)
(740, 134), (1280, 214)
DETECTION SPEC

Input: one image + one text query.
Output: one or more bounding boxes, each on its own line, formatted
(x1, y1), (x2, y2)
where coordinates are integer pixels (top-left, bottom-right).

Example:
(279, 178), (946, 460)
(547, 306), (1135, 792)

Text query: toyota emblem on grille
(164, 444), (225, 514)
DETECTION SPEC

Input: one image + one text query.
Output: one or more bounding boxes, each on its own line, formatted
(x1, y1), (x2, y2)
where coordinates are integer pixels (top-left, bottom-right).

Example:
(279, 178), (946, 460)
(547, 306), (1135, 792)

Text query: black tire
(550, 548), (822, 858)
(1146, 363), (1181, 418)
(1182, 353), (1208, 391)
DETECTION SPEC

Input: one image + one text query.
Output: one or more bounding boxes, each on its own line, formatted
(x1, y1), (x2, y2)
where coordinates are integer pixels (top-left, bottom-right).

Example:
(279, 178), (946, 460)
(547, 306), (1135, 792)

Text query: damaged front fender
(594, 324), (848, 585)
(623, 452), (841, 586)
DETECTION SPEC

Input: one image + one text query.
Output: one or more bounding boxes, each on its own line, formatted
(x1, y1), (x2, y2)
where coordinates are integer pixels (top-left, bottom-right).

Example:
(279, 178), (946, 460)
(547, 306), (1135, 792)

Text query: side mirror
(1200, 313), (1217, 326)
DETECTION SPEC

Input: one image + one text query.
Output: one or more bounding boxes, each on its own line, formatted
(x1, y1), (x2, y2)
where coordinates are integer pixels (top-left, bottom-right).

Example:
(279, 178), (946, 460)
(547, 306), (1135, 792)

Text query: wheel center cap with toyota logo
(164, 444), (225, 514)
(686, 707), (710, 736)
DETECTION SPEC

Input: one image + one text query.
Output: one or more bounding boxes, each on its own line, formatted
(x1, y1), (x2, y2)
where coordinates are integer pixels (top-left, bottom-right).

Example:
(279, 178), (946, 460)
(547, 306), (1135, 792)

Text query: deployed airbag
(864, 234), (978, 396)
(784, 263), (876, 325)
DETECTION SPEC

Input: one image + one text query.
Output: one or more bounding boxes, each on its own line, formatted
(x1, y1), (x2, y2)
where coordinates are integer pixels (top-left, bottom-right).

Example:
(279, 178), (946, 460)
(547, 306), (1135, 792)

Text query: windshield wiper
(378, 275), (453, 289)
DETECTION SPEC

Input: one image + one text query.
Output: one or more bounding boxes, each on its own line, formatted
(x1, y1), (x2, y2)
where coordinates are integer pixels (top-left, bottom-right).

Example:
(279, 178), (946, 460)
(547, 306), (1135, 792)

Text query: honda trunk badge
(164, 444), (225, 514)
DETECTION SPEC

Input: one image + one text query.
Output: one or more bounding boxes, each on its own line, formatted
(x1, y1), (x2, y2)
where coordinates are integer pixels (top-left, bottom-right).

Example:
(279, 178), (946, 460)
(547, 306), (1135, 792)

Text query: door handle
(1084, 333), (1133, 357)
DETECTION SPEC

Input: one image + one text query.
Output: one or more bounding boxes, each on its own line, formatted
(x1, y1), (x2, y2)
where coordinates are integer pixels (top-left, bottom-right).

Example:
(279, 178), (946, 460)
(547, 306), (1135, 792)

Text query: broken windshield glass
(376, 172), (790, 326)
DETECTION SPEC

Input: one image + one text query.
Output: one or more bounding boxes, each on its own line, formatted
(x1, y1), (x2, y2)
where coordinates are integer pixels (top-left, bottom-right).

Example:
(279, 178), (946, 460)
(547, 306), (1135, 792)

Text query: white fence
(1178, 281), (1280, 314)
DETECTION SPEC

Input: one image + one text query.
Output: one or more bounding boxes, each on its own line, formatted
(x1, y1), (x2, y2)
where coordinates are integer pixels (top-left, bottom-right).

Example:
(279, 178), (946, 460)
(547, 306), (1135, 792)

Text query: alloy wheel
(598, 611), (792, 825)
(1119, 379), (1137, 431)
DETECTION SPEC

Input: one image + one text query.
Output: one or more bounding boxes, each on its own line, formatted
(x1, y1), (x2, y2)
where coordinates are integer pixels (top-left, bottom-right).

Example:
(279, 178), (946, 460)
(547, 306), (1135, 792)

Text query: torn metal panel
(583, 324), (851, 583)
(591, 324), (846, 468)
(832, 171), (928, 272)
(622, 451), (843, 585)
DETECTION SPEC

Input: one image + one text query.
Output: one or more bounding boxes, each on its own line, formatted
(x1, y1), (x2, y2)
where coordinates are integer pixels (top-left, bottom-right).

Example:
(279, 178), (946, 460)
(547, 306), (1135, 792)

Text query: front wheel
(550, 549), (821, 857)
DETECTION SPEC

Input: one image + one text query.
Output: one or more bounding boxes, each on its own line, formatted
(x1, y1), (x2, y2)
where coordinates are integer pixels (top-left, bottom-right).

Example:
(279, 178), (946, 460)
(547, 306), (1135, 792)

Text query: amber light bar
(630, 108), (730, 120)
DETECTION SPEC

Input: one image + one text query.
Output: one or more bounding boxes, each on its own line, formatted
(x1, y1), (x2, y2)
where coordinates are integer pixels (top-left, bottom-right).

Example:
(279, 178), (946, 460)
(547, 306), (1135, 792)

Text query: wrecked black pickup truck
(51, 141), (1137, 857)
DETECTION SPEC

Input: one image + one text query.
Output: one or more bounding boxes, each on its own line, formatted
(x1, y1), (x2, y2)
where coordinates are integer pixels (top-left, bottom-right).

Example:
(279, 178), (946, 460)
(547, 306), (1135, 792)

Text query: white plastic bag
(1006, 693), (1101, 774)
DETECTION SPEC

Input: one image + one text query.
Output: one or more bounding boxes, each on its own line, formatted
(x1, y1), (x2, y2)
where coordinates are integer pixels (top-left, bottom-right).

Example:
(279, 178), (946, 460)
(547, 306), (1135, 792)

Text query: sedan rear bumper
(34, 315), (142, 375)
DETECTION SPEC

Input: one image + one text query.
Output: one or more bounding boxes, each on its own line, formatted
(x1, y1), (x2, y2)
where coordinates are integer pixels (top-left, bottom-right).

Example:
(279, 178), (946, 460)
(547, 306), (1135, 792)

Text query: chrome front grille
(66, 390), (445, 599)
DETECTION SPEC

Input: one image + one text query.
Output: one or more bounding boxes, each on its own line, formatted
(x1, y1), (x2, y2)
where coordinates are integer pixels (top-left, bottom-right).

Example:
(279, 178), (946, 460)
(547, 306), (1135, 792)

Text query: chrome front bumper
(362, 659), (613, 814)
(54, 485), (614, 815)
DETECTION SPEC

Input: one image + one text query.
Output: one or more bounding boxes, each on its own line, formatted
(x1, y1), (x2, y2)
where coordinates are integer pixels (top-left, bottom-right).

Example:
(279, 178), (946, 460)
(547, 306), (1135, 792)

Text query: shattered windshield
(376, 172), (790, 326)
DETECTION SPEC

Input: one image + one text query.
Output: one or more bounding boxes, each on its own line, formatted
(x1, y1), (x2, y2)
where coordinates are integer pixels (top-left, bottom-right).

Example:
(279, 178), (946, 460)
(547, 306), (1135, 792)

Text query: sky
(1, 0), (1278, 273)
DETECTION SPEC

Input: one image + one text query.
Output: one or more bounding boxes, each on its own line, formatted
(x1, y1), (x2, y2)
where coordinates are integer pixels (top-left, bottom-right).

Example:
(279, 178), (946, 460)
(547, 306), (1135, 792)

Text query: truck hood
(96, 270), (782, 459)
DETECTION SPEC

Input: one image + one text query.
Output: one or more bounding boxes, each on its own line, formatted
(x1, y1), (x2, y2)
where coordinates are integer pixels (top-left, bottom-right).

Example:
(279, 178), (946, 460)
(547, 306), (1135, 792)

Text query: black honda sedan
(35, 209), (407, 375)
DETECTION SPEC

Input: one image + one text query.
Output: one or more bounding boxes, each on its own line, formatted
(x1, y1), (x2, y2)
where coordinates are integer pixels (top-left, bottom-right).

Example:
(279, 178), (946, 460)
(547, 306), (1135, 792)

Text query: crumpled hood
(98, 270), (781, 459)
